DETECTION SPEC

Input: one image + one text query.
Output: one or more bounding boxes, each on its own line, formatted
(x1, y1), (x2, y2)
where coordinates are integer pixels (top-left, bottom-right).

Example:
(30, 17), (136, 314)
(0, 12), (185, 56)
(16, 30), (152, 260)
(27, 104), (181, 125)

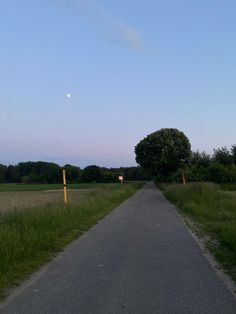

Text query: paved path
(1, 183), (236, 314)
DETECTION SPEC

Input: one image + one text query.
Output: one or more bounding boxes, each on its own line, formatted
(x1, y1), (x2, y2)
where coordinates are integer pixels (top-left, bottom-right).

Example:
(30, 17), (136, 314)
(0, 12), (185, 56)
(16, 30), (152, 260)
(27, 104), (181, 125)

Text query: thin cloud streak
(57, 0), (143, 50)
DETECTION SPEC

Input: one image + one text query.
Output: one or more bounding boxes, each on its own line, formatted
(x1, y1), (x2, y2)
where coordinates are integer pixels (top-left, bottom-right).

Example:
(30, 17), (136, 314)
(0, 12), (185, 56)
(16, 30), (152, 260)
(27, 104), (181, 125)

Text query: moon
(67, 93), (71, 98)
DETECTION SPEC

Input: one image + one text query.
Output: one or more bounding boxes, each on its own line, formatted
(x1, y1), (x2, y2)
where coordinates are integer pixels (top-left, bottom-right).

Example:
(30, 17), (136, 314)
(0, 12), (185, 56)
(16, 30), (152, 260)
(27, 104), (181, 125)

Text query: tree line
(178, 146), (236, 184)
(135, 128), (236, 184)
(0, 162), (151, 184)
(2, 129), (235, 185)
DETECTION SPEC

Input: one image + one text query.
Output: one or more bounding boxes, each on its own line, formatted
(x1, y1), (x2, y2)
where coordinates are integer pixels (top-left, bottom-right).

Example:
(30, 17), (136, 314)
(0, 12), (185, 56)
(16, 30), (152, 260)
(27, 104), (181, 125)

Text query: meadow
(0, 189), (91, 212)
(160, 182), (236, 282)
(0, 182), (143, 298)
(0, 183), (101, 192)
(0, 183), (108, 212)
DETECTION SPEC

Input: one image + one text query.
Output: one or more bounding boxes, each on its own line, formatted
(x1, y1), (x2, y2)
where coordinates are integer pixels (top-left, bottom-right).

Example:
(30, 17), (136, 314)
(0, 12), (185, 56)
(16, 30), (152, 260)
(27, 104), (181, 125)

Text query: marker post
(63, 170), (68, 205)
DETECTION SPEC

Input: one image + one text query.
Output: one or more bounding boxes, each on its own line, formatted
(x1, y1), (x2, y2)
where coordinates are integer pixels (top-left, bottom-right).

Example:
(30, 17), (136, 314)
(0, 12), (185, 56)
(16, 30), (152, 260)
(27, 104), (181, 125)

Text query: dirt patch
(0, 189), (92, 212)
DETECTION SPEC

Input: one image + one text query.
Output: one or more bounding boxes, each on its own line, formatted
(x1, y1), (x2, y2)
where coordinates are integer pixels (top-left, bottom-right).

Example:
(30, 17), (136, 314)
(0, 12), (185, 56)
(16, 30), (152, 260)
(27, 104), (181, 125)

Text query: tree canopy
(135, 128), (191, 179)
(81, 165), (103, 183)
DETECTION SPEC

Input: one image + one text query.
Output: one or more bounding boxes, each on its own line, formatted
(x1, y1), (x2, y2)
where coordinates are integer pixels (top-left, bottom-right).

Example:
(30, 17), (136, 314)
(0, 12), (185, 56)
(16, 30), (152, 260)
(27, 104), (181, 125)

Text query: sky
(1, 0), (236, 168)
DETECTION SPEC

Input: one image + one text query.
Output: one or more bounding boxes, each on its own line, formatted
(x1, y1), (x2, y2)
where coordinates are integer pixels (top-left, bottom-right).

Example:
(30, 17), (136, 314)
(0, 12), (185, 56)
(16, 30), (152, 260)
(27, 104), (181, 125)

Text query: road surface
(1, 183), (236, 313)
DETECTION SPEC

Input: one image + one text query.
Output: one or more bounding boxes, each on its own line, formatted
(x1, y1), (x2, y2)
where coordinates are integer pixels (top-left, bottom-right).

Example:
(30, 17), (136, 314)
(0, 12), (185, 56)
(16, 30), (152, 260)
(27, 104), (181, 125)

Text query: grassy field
(220, 184), (236, 191)
(0, 183), (115, 212)
(0, 182), (143, 298)
(0, 183), (103, 192)
(0, 189), (92, 212)
(160, 182), (236, 282)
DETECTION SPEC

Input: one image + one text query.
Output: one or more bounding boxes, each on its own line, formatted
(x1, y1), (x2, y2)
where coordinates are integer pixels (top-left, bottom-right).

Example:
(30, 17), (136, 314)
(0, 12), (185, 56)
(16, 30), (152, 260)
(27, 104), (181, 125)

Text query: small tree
(135, 128), (191, 180)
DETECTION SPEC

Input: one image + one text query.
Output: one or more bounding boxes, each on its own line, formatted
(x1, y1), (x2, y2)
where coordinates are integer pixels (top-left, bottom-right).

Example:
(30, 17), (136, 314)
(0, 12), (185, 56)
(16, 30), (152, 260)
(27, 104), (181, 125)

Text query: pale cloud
(56, 0), (143, 51)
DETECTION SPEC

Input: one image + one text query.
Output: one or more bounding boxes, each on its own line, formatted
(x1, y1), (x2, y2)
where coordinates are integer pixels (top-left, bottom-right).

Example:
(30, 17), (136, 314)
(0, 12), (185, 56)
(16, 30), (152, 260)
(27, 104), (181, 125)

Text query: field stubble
(0, 189), (91, 212)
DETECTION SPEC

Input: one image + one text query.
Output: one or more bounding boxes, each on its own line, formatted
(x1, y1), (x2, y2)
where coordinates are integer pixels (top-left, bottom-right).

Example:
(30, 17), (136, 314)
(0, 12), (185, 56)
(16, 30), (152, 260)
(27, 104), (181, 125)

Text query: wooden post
(63, 170), (68, 205)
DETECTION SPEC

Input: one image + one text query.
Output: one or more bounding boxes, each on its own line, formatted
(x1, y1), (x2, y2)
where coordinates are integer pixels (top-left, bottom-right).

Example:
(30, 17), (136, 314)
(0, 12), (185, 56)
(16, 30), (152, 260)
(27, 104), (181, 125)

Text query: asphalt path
(1, 183), (236, 313)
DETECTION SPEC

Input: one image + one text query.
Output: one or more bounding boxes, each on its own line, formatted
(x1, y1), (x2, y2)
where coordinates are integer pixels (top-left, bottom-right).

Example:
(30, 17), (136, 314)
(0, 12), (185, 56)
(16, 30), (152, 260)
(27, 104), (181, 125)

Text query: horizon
(1, 141), (234, 169)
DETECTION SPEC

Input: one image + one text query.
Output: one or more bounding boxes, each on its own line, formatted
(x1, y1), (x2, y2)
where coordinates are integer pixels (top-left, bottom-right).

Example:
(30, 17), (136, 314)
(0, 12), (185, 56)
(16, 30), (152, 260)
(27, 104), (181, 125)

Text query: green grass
(0, 183), (107, 192)
(220, 183), (236, 191)
(159, 182), (236, 282)
(0, 182), (143, 298)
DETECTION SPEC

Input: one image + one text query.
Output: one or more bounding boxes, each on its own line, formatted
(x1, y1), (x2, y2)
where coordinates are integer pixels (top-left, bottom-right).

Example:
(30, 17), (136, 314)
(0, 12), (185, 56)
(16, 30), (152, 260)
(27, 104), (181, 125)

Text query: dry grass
(0, 189), (92, 212)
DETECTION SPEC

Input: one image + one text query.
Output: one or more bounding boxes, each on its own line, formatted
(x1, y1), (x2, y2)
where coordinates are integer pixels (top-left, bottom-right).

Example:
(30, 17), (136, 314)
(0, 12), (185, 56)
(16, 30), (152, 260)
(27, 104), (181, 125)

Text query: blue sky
(1, 0), (235, 167)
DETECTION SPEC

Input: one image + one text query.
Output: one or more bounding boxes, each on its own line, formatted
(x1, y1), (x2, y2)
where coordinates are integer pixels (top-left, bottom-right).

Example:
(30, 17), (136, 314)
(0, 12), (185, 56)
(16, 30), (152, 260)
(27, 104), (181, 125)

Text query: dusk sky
(1, 0), (235, 168)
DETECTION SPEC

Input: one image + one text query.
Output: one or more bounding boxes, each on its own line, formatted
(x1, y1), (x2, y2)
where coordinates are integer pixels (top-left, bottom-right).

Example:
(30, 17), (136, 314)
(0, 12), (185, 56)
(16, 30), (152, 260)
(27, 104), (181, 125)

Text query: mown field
(0, 183), (107, 212)
(0, 183), (101, 192)
(160, 182), (236, 282)
(0, 190), (93, 212)
(0, 182), (143, 298)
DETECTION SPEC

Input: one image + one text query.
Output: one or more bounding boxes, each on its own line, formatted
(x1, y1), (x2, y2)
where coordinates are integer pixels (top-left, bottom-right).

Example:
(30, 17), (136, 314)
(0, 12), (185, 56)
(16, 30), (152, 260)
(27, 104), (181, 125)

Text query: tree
(15, 161), (61, 183)
(190, 151), (212, 168)
(100, 168), (116, 183)
(0, 164), (7, 183)
(63, 164), (81, 183)
(213, 147), (233, 166)
(6, 165), (21, 183)
(207, 163), (232, 183)
(81, 165), (102, 183)
(135, 128), (191, 179)
(231, 145), (236, 165)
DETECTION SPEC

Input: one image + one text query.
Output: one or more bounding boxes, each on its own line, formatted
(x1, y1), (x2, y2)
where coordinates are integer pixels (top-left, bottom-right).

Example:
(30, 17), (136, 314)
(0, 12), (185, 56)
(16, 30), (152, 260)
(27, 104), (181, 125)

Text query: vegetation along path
(1, 183), (236, 313)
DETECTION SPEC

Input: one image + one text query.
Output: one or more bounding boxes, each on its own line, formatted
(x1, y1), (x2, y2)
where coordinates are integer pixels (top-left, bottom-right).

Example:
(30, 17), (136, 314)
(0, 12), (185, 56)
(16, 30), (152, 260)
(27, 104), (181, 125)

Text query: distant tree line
(135, 128), (236, 184)
(0, 162), (151, 184)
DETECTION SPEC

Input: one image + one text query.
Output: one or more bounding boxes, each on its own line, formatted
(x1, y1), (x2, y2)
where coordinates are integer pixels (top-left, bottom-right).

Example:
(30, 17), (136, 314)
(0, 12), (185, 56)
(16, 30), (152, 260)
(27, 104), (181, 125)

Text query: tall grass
(161, 183), (236, 281)
(0, 183), (142, 298)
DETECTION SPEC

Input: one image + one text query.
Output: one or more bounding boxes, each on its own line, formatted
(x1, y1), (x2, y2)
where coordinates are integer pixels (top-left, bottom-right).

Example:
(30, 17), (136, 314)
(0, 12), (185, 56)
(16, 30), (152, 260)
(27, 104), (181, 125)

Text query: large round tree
(135, 128), (191, 178)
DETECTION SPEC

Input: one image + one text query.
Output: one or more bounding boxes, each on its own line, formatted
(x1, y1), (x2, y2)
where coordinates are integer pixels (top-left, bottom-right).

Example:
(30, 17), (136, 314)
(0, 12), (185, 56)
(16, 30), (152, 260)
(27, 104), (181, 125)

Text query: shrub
(207, 163), (232, 183)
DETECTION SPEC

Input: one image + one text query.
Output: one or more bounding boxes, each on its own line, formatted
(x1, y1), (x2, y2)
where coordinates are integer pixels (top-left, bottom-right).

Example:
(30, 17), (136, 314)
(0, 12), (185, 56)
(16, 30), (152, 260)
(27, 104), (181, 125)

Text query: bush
(207, 163), (233, 183)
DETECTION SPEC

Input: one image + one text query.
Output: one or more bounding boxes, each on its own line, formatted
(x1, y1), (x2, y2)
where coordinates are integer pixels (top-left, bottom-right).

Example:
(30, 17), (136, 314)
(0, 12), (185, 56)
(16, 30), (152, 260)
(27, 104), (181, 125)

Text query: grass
(0, 182), (143, 298)
(0, 189), (93, 213)
(220, 184), (236, 191)
(0, 183), (104, 192)
(159, 182), (236, 282)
